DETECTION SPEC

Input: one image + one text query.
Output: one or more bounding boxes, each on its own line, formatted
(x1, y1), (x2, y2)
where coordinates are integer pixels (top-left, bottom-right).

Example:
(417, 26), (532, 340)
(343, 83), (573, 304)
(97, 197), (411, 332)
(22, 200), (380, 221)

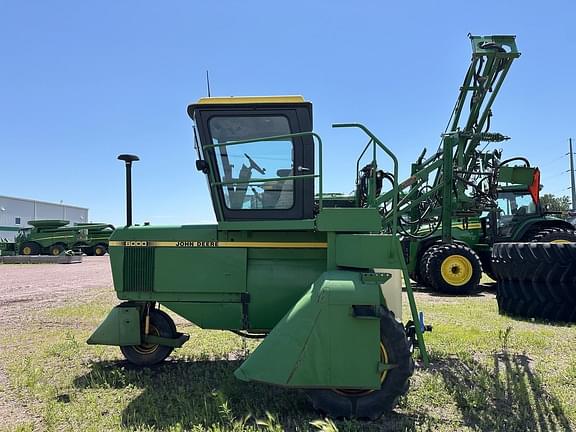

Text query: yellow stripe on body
(109, 240), (328, 249)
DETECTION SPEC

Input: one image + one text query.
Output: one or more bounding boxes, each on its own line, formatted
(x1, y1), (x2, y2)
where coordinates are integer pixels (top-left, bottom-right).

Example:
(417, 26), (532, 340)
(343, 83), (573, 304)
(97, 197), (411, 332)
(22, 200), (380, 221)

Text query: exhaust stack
(117, 154), (140, 227)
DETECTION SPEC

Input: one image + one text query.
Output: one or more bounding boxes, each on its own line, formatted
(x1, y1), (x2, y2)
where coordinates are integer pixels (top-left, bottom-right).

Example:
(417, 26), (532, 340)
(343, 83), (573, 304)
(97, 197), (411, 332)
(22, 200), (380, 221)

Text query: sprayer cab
(187, 96), (315, 221)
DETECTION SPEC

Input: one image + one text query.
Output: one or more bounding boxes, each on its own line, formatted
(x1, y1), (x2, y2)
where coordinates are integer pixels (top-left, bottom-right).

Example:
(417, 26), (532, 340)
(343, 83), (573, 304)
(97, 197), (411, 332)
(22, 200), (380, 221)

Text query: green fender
(235, 270), (386, 390)
(87, 305), (141, 346)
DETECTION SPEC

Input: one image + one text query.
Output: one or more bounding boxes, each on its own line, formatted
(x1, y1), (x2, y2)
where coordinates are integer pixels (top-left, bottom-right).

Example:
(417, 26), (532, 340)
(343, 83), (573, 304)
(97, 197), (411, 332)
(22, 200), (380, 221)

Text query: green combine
(75, 223), (115, 256)
(17, 220), (114, 256)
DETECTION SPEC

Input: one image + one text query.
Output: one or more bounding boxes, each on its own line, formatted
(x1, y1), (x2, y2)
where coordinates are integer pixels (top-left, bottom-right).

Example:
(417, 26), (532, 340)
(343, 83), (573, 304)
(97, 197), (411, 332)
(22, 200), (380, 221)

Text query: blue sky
(1, 1), (575, 225)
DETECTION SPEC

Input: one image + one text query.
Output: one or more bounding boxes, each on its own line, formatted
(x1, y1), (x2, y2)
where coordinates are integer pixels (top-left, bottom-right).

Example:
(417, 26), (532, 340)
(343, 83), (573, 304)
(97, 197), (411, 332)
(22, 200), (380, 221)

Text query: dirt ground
(0, 257), (113, 431)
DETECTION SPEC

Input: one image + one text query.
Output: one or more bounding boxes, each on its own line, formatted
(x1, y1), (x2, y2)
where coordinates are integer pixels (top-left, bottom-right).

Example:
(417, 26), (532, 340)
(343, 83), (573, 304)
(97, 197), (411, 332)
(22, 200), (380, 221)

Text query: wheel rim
(52, 248), (60, 256)
(440, 254), (473, 286)
(22, 246), (31, 255)
(95, 247), (103, 255)
(132, 325), (160, 355)
(333, 342), (389, 396)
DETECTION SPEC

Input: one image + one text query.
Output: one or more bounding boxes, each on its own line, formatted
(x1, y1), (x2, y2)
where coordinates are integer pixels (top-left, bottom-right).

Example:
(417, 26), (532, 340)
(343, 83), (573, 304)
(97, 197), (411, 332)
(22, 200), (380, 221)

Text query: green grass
(1, 290), (575, 432)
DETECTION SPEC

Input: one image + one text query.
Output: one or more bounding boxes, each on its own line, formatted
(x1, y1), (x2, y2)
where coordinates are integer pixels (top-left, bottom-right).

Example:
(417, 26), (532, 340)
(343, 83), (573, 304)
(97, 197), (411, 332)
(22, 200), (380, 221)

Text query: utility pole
(570, 138), (576, 211)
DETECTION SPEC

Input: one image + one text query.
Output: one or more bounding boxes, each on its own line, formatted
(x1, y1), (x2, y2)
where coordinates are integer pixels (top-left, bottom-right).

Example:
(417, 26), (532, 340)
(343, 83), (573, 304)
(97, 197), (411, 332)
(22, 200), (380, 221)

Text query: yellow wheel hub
(333, 342), (389, 396)
(440, 254), (473, 286)
(22, 246), (31, 255)
(132, 325), (160, 355)
(52, 248), (60, 256)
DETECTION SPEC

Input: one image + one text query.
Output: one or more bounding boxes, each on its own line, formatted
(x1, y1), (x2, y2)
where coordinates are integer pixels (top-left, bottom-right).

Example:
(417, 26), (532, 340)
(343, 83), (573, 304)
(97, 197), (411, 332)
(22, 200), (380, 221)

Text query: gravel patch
(0, 256), (113, 430)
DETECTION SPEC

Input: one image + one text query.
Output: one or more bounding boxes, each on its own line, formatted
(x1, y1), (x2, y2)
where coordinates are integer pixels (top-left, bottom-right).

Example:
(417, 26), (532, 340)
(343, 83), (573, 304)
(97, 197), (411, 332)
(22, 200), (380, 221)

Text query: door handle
(297, 166), (311, 173)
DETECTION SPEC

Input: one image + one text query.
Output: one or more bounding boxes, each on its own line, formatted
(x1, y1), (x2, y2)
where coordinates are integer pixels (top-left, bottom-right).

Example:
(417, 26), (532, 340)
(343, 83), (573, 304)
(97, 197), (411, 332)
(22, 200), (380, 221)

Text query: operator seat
(262, 169), (293, 209)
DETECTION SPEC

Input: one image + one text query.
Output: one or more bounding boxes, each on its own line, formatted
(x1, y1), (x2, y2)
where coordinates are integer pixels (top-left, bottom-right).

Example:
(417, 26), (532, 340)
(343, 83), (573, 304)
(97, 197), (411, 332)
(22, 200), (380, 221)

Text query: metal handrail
(332, 123), (399, 235)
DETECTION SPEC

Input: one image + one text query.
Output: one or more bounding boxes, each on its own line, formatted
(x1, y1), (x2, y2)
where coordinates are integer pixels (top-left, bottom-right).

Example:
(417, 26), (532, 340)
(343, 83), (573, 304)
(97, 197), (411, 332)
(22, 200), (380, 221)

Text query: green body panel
(107, 223), (409, 332)
(162, 302), (243, 329)
(316, 208), (382, 232)
(109, 224), (329, 330)
(87, 306), (141, 346)
(336, 234), (407, 270)
(234, 270), (382, 389)
(497, 166), (535, 185)
(155, 248), (247, 293)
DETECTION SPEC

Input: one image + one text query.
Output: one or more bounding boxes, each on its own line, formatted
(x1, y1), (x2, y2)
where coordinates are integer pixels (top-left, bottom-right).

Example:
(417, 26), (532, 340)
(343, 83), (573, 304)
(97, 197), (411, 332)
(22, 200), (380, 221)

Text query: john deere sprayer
(88, 98), (434, 417)
(330, 35), (574, 293)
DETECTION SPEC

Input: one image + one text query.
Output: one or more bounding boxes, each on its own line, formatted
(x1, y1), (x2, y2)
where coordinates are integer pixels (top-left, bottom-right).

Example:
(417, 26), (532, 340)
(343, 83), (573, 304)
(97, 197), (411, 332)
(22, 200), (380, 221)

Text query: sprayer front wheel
(304, 308), (413, 420)
(426, 243), (482, 294)
(120, 309), (176, 366)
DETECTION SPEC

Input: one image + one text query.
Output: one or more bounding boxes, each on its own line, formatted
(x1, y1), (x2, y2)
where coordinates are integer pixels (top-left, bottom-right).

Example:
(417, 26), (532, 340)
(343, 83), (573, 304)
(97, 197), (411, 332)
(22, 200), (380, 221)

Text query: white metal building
(0, 195), (89, 241)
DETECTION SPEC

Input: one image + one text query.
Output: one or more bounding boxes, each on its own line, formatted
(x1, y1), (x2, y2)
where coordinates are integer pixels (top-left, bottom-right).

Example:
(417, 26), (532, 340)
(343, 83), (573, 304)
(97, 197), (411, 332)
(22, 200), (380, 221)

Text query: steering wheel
(244, 153), (266, 175)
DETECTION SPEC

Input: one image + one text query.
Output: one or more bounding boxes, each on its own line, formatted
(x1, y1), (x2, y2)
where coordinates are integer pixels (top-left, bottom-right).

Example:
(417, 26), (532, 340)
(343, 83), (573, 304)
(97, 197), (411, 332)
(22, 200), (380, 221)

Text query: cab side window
(209, 116), (294, 211)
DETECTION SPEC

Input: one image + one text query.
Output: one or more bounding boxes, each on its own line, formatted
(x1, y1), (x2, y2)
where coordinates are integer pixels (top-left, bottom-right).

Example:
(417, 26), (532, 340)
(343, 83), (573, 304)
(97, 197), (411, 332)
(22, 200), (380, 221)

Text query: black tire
(304, 307), (413, 420)
(478, 250), (497, 281)
(49, 244), (65, 256)
(426, 243), (482, 294)
(19, 242), (40, 256)
(93, 244), (107, 256)
(84, 247), (95, 256)
(497, 279), (576, 322)
(120, 309), (176, 366)
(417, 245), (438, 288)
(523, 227), (576, 243)
(491, 242), (576, 283)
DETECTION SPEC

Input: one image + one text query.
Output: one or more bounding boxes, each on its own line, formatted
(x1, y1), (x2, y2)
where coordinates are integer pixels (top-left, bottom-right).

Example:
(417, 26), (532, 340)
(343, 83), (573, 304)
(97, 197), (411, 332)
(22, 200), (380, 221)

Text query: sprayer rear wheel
(304, 308), (413, 419)
(120, 309), (176, 366)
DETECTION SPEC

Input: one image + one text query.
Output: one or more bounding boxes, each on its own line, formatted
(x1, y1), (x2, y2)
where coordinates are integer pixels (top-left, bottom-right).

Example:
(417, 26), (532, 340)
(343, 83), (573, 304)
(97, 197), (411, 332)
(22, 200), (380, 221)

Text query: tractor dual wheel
(20, 242), (40, 255)
(523, 227), (576, 243)
(424, 243), (482, 294)
(497, 279), (576, 323)
(120, 309), (177, 366)
(304, 308), (413, 420)
(491, 242), (576, 283)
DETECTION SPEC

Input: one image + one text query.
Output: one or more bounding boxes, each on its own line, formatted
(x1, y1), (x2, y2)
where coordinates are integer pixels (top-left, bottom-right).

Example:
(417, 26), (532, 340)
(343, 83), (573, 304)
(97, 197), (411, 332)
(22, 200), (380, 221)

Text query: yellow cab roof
(195, 95), (306, 105)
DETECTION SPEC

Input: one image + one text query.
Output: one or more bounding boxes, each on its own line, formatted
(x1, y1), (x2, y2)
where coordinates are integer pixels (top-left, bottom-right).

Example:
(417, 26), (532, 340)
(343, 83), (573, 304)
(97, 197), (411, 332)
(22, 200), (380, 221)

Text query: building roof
(0, 195), (88, 211)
